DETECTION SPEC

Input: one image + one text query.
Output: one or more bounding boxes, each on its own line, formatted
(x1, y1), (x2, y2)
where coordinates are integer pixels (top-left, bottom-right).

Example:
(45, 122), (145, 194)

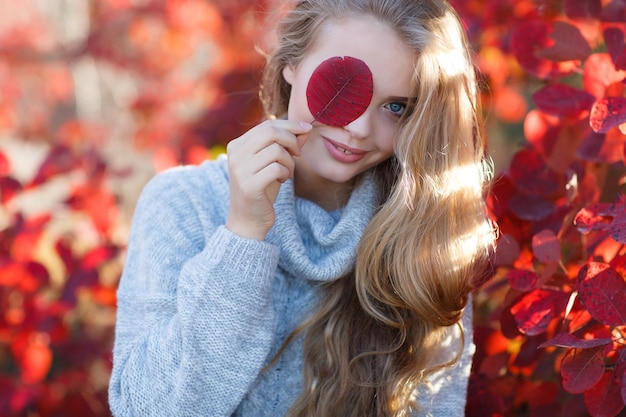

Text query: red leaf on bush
(81, 245), (118, 270)
(574, 202), (614, 233)
(590, 97), (626, 133)
(0, 260), (51, 293)
(0, 259), (24, 287)
(11, 214), (51, 262)
(0, 176), (22, 204)
(601, 0), (626, 22)
(584, 53), (626, 99)
(508, 148), (563, 198)
(532, 84), (595, 119)
(510, 20), (571, 79)
(524, 109), (561, 160)
(29, 145), (80, 187)
(564, 0), (602, 20)
(614, 351), (626, 406)
(18, 333), (53, 384)
(536, 21), (592, 62)
(61, 269), (100, 305)
(561, 346), (606, 394)
(577, 262), (626, 326)
(539, 332), (612, 349)
(583, 370), (625, 417)
(507, 269), (540, 292)
(510, 289), (561, 336)
(56, 237), (76, 274)
(604, 27), (626, 71)
(0, 151), (10, 176)
(67, 183), (119, 235)
(577, 130), (626, 164)
(508, 193), (556, 221)
(494, 232), (521, 267)
(575, 194), (626, 243)
(532, 229), (561, 263)
(306, 56), (373, 127)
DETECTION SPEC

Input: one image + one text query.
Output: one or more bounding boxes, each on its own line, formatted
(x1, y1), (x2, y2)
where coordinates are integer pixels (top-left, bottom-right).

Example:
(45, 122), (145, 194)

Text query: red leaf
(67, 183), (119, 235)
(583, 370), (625, 417)
(0, 176), (22, 204)
(532, 229), (561, 263)
(80, 245), (118, 270)
(508, 193), (556, 221)
(604, 27), (626, 71)
(539, 332), (612, 349)
(577, 130), (626, 163)
(510, 289), (560, 336)
(614, 351), (626, 406)
(561, 346), (606, 394)
(563, 0), (602, 20)
(11, 214), (51, 262)
(29, 145), (80, 187)
(590, 97), (626, 133)
(601, 0), (626, 22)
(61, 270), (100, 305)
(306, 56), (373, 127)
(0, 260), (50, 292)
(511, 20), (569, 79)
(575, 202), (613, 233)
(0, 259), (24, 287)
(18, 333), (53, 384)
(536, 21), (592, 62)
(510, 20), (582, 79)
(0, 151), (10, 176)
(507, 269), (540, 292)
(508, 148), (563, 197)
(532, 84), (595, 118)
(583, 53), (626, 99)
(575, 194), (626, 243)
(524, 109), (562, 159)
(577, 262), (626, 326)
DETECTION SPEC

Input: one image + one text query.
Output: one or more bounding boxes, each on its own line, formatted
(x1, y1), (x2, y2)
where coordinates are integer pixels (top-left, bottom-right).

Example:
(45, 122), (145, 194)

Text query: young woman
(108, 0), (496, 416)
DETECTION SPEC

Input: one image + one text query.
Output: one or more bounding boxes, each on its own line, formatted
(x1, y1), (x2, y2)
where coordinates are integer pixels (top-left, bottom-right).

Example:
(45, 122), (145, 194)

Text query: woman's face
(283, 15), (416, 199)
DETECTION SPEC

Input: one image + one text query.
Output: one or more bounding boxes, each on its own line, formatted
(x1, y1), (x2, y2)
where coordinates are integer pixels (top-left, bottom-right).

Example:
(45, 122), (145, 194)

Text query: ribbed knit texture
(108, 156), (475, 417)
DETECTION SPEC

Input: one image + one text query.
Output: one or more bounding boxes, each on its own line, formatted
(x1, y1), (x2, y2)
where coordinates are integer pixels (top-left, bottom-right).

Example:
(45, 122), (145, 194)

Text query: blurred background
(1, 0), (624, 416)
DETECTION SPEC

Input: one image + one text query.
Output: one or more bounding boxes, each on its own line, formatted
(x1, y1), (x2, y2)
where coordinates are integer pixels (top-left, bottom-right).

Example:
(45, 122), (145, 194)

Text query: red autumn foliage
(462, 0), (626, 415)
(0, 1), (276, 415)
(1, 1), (626, 416)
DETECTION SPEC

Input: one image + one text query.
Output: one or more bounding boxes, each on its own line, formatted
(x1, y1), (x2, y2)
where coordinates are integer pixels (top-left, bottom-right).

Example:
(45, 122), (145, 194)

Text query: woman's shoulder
(135, 156), (230, 224)
(142, 155), (229, 200)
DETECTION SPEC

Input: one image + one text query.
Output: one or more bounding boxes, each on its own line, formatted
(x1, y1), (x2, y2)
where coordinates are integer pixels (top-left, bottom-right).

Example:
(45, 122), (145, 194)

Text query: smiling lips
(323, 137), (367, 163)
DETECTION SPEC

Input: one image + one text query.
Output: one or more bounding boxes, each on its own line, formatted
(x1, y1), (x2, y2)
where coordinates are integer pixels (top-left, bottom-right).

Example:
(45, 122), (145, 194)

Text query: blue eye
(385, 102), (407, 117)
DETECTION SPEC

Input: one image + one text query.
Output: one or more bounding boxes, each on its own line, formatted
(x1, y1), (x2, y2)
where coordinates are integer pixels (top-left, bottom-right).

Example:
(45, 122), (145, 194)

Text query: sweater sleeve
(108, 168), (280, 417)
(412, 297), (476, 417)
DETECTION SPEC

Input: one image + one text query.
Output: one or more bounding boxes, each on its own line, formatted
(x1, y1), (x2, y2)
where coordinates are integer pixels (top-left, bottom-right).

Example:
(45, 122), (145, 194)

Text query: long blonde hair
(260, 1), (496, 415)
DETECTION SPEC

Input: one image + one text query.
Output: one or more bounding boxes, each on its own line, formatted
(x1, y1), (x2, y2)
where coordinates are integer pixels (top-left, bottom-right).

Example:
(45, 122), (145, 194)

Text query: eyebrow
(387, 96), (417, 104)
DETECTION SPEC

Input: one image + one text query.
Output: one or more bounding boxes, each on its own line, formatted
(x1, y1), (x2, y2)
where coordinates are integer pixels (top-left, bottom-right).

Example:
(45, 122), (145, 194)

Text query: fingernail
(299, 122), (313, 130)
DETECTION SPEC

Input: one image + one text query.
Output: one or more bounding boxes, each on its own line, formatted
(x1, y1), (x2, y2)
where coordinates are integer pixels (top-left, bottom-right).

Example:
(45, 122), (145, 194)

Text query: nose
(344, 108), (371, 140)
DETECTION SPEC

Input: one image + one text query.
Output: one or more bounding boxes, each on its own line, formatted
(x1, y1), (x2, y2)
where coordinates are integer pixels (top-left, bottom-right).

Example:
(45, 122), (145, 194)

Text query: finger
(271, 119), (313, 134)
(259, 120), (312, 156)
(241, 162), (290, 199)
(228, 120), (312, 158)
(254, 142), (296, 179)
(230, 141), (294, 180)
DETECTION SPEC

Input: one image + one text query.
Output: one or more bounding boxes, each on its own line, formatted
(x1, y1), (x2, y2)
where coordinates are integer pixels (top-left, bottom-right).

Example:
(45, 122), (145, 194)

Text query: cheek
(287, 81), (314, 121)
(376, 123), (399, 156)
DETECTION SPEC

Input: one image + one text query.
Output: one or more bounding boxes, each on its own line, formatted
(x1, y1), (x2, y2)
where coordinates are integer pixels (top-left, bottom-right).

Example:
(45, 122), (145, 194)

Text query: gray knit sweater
(108, 156), (474, 417)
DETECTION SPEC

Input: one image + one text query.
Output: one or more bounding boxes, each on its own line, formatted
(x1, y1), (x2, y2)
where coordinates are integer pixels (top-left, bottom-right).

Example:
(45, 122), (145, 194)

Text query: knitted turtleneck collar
(266, 171), (379, 282)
